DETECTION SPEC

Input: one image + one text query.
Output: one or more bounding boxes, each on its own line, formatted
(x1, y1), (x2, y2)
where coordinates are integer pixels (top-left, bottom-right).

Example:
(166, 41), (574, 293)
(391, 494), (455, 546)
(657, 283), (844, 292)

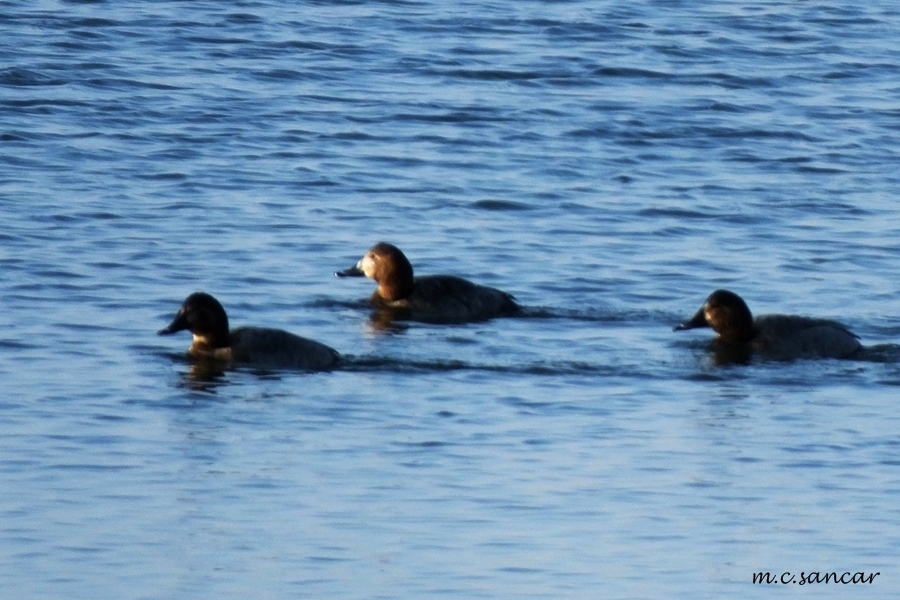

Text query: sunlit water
(2, 1), (900, 598)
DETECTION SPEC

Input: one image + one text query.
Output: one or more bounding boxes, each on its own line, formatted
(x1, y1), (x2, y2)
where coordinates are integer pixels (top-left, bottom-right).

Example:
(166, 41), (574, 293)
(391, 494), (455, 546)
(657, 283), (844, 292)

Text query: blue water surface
(2, 1), (900, 598)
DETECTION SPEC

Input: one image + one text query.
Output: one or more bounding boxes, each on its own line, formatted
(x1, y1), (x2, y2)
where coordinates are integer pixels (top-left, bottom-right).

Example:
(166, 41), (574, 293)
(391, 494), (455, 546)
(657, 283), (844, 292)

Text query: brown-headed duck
(335, 242), (520, 324)
(674, 289), (861, 361)
(159, 292), (339, 370)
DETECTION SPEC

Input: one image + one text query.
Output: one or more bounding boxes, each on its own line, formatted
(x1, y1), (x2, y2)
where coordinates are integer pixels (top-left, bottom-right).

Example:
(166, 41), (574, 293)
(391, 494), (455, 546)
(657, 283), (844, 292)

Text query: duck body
(748, 314), (861, 360)
(370, 274), (519, 323)
(159, 292), (339, 371)
(336, 242), (519, 324)
(675, 289), (861, 361)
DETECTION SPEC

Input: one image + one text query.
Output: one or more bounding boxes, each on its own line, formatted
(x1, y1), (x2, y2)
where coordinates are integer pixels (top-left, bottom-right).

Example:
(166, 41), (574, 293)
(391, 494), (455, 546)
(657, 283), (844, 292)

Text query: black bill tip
(335, 266), (364, 278)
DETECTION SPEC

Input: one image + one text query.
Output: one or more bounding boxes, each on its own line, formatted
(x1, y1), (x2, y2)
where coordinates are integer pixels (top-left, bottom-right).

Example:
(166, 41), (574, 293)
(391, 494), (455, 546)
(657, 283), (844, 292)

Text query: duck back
(376, 275), (519, 323)
(229, 327), (340, 370)
(752, 314), (861, 359)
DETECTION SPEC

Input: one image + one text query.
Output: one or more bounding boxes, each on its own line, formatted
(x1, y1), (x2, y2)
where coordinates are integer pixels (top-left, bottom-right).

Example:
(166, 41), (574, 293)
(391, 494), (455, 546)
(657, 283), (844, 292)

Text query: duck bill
(158, 312), (188, 336)
(334, 263), (364, 278)
(674, 306), (709, 331)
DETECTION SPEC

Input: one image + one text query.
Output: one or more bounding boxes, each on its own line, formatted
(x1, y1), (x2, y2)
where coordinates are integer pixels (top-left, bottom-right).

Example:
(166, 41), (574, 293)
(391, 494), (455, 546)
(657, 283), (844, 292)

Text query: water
(2, 1), (900, 597)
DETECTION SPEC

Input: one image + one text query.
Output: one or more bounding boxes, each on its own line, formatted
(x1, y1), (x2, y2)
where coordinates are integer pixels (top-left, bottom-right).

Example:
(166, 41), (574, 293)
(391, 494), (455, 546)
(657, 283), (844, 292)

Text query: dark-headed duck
(335, 242), (520, 323)
(674, 289), (861, 361)
(159, 292), (339, 370)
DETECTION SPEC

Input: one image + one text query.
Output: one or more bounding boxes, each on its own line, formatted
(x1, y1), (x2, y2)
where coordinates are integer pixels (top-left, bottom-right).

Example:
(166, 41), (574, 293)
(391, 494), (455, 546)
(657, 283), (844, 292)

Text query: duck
(674, 289), (861, 361)
(158, 292), (339, 370)
(335, 242), (520, 323)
